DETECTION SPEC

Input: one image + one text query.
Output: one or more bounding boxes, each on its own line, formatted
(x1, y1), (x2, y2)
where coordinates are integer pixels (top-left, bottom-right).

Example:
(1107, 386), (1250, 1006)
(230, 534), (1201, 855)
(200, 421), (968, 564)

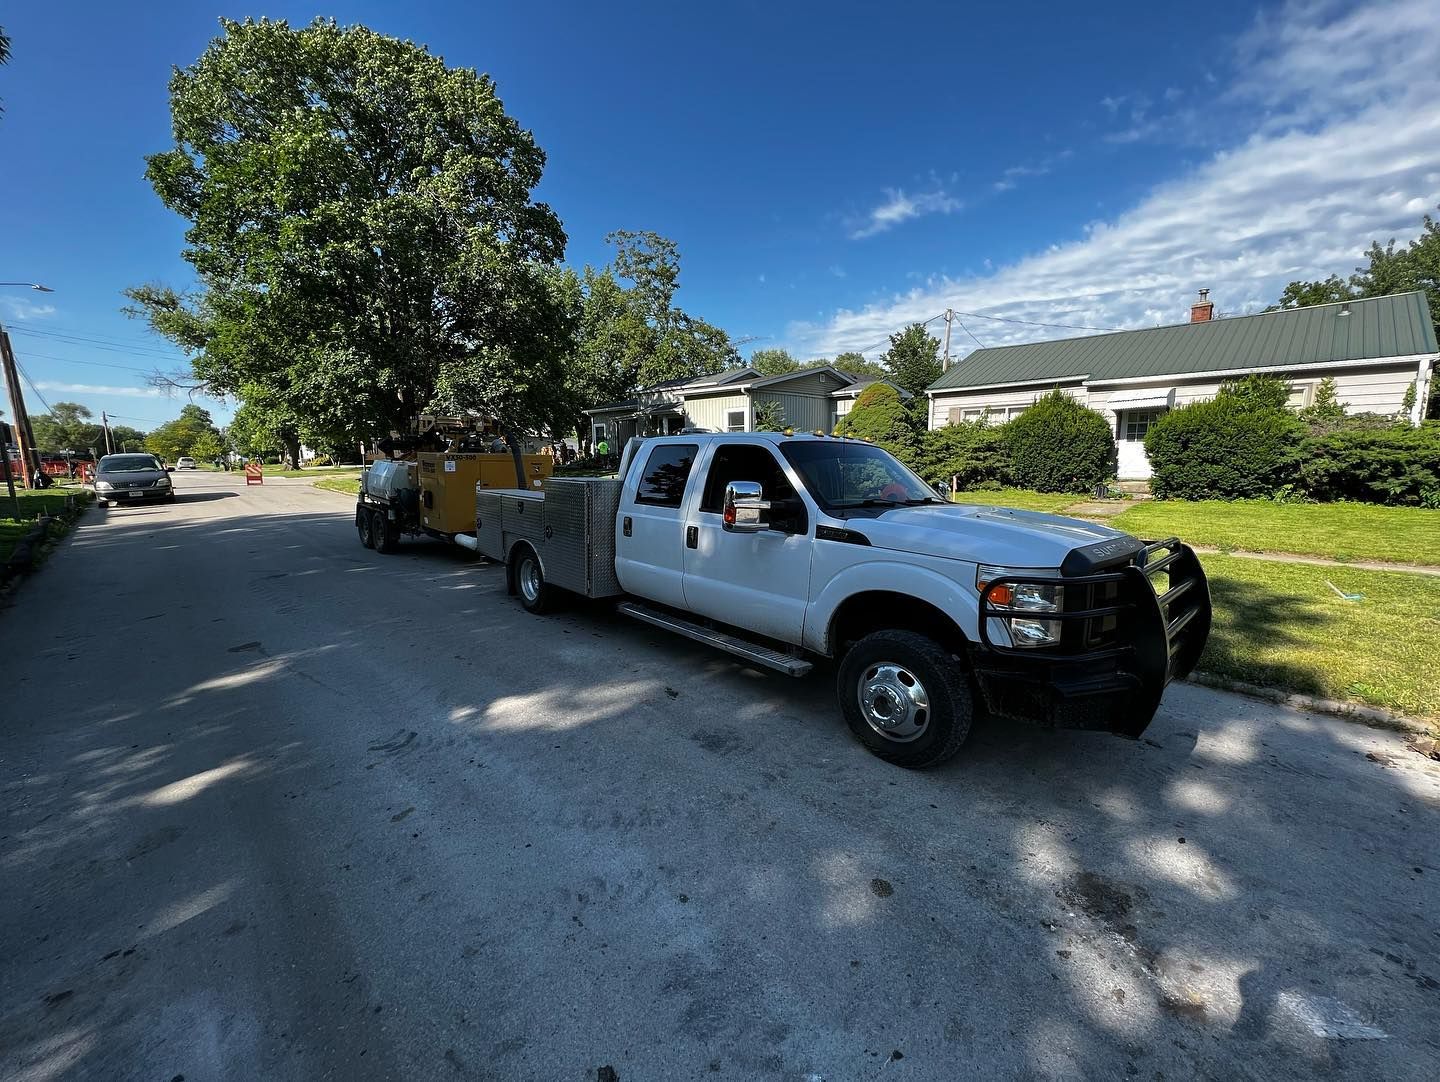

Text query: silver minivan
(94, 453), (175, 506)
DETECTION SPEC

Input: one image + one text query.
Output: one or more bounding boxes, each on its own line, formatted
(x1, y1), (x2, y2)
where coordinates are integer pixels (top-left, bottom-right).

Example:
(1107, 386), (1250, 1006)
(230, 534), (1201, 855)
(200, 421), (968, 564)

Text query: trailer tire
(837, 630), (973, 769)
(373, 509), (399, 554)
(358, 507), (375, 549)
(512, 544), (560, 614)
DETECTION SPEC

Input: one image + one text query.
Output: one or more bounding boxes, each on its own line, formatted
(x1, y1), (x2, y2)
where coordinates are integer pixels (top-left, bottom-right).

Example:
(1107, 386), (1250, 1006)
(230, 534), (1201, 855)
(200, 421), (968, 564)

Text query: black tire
(165, 493), (177, 504)
(511, 544), (560, 614)
(837, 629), (973, 768)
(358, 507), (375, 549)
(373, 509), (399, 554)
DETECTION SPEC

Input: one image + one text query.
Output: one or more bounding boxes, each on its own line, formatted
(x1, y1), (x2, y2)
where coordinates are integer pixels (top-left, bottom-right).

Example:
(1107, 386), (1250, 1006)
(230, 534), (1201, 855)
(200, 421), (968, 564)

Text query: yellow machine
(416, 452), (553, 535)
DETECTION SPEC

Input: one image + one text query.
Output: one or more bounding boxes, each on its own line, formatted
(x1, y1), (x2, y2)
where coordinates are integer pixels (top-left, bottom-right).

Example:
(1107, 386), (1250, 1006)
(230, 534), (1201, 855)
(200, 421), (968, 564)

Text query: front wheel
(837, 630), (973, 768)
(358, 507), (375, 548)
(512, 545), (560, 614)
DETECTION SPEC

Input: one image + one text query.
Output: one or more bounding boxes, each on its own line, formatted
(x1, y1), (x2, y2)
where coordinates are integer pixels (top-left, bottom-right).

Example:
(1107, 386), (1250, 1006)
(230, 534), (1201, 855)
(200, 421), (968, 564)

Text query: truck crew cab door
(682, 441), (814, 644)
(614, 441), (699, 610)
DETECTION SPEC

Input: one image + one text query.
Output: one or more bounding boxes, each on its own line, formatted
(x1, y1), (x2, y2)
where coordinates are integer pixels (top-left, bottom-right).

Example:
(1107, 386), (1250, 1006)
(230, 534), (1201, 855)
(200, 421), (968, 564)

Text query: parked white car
(175, 457), (198, 470)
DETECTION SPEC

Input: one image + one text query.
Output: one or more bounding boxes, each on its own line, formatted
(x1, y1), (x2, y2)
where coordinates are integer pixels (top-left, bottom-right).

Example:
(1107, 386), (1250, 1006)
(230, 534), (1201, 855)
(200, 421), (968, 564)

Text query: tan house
(925, 290), (1438, 479)
(584, 366), (908, 445)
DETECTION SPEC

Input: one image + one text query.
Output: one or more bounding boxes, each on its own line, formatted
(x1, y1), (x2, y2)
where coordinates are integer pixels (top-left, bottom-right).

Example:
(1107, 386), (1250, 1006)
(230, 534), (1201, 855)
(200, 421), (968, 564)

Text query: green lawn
(951, 489), (1081, 514)
(259, 466), (364, 479)
(1111, 499), (1440, 566)
(1191, 554), (1440, 722)
(1, 488), (93, 563)
(313, 475), (361, 495)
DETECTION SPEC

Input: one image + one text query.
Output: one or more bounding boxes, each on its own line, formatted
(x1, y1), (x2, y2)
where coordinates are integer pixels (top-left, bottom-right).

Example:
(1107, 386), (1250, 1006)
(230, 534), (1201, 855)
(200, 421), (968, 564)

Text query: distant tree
(881, 323), (943, 396)
(830, 351), (892, 381)
(31, 402), (94, 452)
(1266, 276), (1356, 311)
(750, 349), (800, 377)
(145, 404), (222, 463)
(1269, 207), (1440, 417)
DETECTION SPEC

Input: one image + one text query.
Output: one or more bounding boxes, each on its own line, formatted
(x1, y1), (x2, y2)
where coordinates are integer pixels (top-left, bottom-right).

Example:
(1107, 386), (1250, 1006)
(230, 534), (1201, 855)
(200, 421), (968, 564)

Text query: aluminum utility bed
(474, 478), (624, 598)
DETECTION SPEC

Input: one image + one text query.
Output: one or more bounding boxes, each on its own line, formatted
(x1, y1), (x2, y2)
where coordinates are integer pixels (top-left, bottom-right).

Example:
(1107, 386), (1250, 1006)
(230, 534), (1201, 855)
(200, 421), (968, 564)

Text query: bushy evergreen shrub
(1003, 389), (1116, 492)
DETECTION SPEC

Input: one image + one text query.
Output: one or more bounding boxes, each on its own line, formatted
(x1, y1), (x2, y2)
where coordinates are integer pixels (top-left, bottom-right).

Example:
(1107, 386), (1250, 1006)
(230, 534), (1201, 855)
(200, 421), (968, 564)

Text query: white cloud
(34, 381), (171, 399)
(1, 297), (57, 321)
(850, 188), (962, 239)
(792, 0), (1440, 359)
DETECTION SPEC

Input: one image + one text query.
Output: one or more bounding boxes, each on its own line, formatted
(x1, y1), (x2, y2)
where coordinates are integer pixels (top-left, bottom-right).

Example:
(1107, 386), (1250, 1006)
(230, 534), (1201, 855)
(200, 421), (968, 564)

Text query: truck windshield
(779, 440), (942, 510)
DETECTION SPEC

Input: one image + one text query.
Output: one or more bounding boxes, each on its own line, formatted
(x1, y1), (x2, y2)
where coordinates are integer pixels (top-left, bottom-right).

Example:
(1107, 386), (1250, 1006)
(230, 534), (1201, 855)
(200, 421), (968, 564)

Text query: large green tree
(31, 402), (145, 455)
(881, 323), (943, 396)
(125, 17), (568, 474)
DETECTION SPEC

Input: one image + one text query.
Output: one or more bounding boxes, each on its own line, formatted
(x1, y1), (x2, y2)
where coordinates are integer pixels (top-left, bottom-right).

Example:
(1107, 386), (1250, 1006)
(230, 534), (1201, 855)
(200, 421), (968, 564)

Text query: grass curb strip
(1186, 671), (1434, 736)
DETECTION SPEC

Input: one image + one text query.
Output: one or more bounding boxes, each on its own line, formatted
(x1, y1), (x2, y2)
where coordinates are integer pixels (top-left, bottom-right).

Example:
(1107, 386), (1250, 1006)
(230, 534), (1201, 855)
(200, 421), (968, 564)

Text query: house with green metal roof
(926, 290), (1438, 479)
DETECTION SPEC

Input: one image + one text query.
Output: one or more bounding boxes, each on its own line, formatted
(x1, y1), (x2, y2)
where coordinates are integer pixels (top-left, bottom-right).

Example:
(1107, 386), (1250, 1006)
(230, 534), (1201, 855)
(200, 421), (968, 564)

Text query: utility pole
(942, 309), (954, 370)
(101, 411), (115, 455)
(0, 326), (39, 488)
(1, 421), (18, 518)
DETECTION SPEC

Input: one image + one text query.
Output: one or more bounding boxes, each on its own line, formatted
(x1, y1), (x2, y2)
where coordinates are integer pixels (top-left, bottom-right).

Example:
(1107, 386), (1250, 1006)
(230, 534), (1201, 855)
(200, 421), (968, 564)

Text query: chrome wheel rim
(518, 556), (541, 602)
(857, 662), (930, 742)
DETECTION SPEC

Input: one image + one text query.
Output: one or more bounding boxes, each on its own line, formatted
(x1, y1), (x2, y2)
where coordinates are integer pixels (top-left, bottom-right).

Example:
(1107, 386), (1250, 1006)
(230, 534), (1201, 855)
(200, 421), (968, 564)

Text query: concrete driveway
(2, 469), (1437, 1080)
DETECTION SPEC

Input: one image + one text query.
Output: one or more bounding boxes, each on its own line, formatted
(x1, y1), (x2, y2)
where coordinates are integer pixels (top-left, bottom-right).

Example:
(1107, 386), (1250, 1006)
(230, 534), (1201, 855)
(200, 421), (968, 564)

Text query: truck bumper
(969, 539), (1211, 738)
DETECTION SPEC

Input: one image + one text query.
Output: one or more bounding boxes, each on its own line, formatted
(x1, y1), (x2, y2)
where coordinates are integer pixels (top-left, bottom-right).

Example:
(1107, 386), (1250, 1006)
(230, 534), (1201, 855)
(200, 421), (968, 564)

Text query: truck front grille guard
(977, 537), (1212, 688)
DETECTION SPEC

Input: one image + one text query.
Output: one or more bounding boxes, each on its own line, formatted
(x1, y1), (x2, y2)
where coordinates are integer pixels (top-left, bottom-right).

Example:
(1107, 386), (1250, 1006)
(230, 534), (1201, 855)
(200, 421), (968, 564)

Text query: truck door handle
(623, 516), (633, 537)
(686, 525), (698, 548)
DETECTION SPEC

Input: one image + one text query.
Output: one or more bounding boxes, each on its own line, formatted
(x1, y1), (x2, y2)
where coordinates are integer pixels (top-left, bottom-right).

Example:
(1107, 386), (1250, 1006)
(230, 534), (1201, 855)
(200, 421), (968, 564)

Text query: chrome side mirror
(723, 480), (769, 532)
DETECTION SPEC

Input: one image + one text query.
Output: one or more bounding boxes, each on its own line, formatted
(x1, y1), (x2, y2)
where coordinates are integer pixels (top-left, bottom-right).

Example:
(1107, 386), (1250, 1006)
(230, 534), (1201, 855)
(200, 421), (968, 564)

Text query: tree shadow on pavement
(2, 507), (1437, 1080)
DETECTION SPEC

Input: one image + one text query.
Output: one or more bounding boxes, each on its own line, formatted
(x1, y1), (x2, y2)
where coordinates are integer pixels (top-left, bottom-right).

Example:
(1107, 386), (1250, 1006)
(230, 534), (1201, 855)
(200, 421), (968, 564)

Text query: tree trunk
(283, 435), (301, 470)
(501, 424), (527, 489)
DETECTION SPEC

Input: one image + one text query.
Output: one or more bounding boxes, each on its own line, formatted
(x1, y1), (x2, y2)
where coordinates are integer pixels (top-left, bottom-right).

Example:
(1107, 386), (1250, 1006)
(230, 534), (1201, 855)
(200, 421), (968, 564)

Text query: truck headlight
(978, 565), (1063, 647)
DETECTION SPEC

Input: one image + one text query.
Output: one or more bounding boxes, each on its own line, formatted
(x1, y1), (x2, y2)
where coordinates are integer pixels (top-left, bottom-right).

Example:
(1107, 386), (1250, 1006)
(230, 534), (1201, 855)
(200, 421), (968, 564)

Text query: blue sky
(2, 0), (1438, 430)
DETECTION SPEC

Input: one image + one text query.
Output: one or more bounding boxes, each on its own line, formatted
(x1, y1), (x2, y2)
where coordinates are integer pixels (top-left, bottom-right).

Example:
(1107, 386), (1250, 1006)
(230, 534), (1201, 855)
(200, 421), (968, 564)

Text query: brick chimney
(1190, 288), (1214, 323)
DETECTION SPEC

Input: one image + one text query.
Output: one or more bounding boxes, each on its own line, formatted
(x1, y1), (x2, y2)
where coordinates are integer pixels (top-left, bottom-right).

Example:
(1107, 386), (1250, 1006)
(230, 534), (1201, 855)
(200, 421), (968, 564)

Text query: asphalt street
(2, 469), (1438, 1081)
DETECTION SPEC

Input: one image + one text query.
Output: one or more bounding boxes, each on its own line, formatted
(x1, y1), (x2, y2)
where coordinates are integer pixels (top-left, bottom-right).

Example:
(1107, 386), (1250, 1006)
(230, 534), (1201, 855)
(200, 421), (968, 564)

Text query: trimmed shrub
(1145, 390), (1304, 500)
(915, 420), (1011, 488)
(834, 382), (920, 464)
(1003, 389), (1116, 493)
(1297, 422), (1440, 505)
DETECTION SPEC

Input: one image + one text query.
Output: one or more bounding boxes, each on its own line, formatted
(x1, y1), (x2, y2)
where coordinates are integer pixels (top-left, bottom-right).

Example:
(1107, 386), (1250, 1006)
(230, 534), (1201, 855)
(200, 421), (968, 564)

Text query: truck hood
(838, 503), (1137, 569)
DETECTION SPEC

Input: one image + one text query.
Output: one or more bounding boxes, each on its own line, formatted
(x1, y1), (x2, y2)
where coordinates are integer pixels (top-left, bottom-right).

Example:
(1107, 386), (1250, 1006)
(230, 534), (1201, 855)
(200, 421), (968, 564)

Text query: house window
(591, 423), (607, 445)
(1007, 406), (1027, 421)
(1122, 410), (1163, 442)
(725, 409), (747, 432)
(1286, 382), (1313, 408)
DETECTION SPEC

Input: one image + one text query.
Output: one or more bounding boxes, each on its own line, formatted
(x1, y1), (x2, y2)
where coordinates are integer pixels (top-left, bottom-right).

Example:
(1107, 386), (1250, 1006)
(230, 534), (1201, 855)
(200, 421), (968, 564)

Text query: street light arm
(0, 283), (54, 292)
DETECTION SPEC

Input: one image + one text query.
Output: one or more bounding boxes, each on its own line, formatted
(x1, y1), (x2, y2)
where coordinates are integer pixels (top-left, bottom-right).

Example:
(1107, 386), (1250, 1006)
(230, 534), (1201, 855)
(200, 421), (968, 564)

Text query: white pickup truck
(475, 432), (1210, 768)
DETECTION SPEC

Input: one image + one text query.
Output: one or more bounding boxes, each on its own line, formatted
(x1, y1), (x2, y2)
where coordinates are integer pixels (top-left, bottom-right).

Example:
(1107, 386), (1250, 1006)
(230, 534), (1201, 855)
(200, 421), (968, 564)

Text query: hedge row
(1145, 376), (1440, 505)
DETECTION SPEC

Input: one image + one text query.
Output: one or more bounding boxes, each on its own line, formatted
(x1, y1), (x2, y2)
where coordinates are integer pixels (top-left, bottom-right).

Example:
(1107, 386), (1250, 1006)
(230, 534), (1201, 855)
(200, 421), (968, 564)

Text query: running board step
(617, 602), (813, 677)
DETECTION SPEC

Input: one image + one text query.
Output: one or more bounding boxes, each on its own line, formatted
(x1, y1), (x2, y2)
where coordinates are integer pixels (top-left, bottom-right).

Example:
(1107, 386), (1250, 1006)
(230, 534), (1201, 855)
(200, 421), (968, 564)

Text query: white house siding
(927, 383), (1083, 429)
(753, 391), (834, 433)
(683, 393), (751, 431)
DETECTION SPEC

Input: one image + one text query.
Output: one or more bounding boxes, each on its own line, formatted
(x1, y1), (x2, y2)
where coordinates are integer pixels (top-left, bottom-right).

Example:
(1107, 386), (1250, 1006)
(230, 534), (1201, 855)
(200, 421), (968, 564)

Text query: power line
(7, 326), (188, 361)
(948, 309), (1121, 334)
(953, 315), (986, 349)
(15, 362), (55, 416)
(7, 319), (187, 355)
(847, 311), (947, 357)
(14, 350), (156, 375)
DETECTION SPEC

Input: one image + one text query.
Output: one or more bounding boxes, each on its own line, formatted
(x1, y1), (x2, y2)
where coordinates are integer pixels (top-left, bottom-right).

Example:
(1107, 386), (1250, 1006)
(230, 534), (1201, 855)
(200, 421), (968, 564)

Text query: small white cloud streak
(1, 297), (57, 320)
(850, 188), (962, 239)
(792, 0), (1440, 359)
(33, 381), (171, 399)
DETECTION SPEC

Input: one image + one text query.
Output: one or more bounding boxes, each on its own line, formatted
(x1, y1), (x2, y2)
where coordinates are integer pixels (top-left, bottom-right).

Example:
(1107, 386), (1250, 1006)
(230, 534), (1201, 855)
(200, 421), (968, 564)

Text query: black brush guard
(971, 538), (1211, 737)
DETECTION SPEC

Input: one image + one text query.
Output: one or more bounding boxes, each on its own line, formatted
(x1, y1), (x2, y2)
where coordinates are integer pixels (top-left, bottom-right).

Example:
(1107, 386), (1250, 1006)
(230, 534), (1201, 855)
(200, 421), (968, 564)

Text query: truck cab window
(635, 443), (698, 507)
(700, 444), (796, 512)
